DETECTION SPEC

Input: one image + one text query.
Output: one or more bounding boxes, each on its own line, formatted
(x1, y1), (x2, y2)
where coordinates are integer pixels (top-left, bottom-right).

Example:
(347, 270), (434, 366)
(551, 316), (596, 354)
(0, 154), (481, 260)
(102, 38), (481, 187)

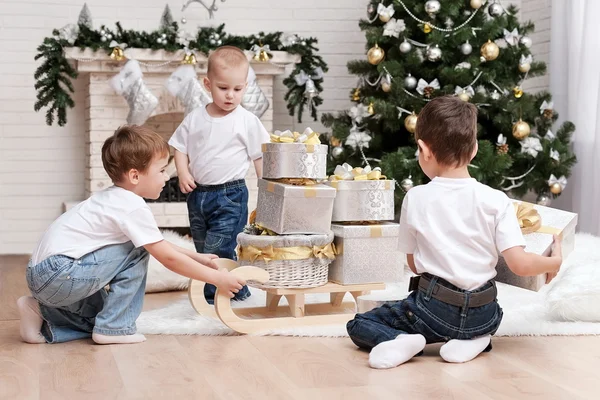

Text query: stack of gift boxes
(248, 128), (404, 287)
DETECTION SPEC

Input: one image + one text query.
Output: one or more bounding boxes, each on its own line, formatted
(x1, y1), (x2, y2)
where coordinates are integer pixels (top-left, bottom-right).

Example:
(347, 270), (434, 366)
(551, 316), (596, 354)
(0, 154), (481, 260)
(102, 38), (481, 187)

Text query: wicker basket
(236, 231), (335, 289)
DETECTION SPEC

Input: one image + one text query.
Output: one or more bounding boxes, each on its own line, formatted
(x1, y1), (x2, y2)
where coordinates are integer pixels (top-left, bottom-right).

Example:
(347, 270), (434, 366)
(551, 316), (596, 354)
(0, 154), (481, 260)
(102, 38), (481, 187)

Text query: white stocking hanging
(241, 66), (270, 118)
(166, 64), (211, 116)
(109, 60), (159, 125)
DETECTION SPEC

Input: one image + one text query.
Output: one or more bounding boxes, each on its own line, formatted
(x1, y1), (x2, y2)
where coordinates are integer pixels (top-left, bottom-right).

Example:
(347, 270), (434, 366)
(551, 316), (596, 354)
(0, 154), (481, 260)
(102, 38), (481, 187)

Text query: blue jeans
(347, 274), (502, 350)
(26, 242), (149, 343)
(187, 179), (250, 303)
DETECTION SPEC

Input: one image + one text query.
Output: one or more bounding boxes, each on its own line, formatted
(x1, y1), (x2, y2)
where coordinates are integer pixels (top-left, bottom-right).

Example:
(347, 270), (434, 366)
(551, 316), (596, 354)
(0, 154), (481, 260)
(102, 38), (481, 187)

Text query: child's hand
(546, 235), (562, 284)
(178, 172), (197, 193)
(194, 253), (219, 269)
(215, 270), (246, 298)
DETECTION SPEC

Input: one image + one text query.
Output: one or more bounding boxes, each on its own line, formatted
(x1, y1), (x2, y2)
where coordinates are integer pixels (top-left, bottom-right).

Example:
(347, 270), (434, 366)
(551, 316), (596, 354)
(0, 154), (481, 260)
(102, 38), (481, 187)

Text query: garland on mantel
(34, 22), (328, 126)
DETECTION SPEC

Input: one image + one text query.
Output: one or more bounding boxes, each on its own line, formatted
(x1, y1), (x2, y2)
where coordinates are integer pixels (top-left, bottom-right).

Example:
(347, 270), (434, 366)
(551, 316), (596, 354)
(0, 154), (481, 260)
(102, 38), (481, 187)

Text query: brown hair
(207, 46), (249, 76)
(101, 125), (169, 183)
(415, 95), (478, 167)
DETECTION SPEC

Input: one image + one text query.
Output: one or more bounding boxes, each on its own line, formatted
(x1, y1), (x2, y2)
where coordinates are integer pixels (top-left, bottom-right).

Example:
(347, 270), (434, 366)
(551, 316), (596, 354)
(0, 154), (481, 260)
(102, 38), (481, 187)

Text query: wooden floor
(1, 255), (599, 400)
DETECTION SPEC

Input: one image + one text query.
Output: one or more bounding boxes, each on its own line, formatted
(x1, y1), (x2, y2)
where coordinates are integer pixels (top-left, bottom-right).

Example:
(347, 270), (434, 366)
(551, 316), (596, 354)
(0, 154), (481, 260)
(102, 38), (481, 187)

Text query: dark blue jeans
(187, 179), (250, 304)
(347, 274), (502, 350)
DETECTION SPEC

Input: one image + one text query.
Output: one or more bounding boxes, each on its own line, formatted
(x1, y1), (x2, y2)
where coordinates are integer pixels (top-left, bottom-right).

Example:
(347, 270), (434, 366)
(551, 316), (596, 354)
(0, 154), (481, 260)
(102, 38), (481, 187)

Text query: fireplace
(63, 48), (299, 228)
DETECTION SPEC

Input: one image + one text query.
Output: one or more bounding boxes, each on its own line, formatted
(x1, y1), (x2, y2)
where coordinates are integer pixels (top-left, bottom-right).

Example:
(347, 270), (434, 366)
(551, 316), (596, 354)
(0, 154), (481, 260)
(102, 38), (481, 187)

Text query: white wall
(0, 0), (367, 254)
(0, 0), (550, 254)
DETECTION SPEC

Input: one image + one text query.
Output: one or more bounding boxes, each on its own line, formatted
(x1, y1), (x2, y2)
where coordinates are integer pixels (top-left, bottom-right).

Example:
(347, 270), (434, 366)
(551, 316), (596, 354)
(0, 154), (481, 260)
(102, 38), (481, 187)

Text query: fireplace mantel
(63, 48), (300, 227)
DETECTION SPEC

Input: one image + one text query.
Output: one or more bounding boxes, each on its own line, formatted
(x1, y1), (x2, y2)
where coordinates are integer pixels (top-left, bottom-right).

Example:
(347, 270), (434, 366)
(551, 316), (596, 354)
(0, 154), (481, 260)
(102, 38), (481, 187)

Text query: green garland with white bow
(34, 22), (328, 126)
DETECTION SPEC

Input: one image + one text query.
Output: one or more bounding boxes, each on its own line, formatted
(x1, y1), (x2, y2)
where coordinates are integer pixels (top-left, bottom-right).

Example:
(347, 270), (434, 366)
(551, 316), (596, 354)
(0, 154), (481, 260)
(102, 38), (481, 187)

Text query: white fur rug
(138, 232), (600, 337)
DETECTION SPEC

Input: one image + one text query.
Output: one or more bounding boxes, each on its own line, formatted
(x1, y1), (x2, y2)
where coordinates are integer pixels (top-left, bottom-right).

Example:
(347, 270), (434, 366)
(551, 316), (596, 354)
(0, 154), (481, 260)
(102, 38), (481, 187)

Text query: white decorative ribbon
(383, 18), (406, 37)
(251, 44), (270, 57)
(109, 40), (128, 49)
(503, 28), (520, 46)
(271, 127), (317, 144)
(550, 149), (560, 162)
(520, 54), (533, 65)
(350, 104), (371, 124)
(545, 129), (556, 140)
(540, 100), (554, 113)
(497, 134), (507, 145)
(520, 137), (543, 158)
(58, 24), (79, 45)
(455, 62), (471, 70)
(294, 67), (324, 86)
(416, 78), (440, 95)
(377, 4), (395, 20)
(345, 125), (372, 150)
(548, 174), (568, 190)
(454, 85), (475, 97)
(332, 163), (381, 180)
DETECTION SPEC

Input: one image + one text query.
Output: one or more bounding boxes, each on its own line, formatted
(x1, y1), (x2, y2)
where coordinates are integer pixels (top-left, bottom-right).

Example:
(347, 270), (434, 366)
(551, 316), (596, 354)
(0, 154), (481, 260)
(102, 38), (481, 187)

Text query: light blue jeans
(26, 242), (149, 343)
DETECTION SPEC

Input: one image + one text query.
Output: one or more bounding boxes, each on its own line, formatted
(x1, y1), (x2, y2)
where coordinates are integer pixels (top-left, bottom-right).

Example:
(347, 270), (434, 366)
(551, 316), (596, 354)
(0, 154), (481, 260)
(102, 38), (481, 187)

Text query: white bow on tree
(540, 100), (554, 113)
(503, 28), (520, 46)
(550, 149), (560, 161)
(345, 125), (372, 150)
(520, 137), (543, 158)
(350, 104), (370, 124)
(548, 174), (568, 190)
(416, 78), (440, 95)
(377, 4), (395, 19)
(383, 18), (406, 38)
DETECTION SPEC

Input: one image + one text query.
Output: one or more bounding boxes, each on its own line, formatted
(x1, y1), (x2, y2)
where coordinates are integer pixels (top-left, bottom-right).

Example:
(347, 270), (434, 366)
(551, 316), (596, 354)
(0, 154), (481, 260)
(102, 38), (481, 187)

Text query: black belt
(408, 274), (497, 308)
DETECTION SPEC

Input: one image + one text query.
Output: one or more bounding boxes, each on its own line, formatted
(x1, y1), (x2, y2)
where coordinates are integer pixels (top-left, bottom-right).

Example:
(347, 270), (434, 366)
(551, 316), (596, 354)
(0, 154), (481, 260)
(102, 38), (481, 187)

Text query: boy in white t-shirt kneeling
(347, 96), (562, 367)
(169, 46), (270, 304)
(18, 126), (246, 345)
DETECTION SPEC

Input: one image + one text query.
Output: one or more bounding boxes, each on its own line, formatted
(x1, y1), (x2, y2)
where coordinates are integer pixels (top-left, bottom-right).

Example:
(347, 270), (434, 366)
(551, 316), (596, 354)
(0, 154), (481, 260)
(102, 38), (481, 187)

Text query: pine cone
(497, 144), (509, 154)
(543, 109), (554, 119)
(424, 86), (435, 98)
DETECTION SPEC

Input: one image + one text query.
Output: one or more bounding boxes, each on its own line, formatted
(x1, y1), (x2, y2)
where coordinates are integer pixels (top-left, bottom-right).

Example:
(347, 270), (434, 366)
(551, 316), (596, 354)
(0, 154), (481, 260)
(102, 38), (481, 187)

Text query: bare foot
(17, 296), (46, 344)
(92, 332), (146, 345)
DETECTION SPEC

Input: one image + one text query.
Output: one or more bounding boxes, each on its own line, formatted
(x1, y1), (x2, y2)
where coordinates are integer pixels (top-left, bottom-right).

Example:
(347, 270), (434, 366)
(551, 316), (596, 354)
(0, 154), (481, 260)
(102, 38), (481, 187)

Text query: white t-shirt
(31, 186), (163, 265)
(398, 177), (526, 290)
(168, 105), (270, 185)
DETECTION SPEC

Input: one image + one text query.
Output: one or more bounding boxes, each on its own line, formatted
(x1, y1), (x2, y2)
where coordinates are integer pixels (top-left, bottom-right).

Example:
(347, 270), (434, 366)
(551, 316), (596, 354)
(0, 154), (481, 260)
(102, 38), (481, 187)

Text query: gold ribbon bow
(513, 202), (561, 236)
(329, 163), (386, 182)
(238, 243), (337, 263)
(269, 128), (321, 144)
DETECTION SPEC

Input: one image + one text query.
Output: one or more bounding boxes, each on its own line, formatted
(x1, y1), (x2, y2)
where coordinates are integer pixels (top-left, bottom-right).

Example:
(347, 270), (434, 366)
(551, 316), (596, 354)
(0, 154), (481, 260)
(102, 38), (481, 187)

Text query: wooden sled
(188, 262), (385, 334)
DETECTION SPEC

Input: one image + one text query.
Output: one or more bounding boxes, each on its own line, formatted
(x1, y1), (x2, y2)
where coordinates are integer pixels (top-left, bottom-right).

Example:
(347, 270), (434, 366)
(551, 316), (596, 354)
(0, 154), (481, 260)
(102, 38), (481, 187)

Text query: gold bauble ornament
(470, 0), (483, 9)
(518, 63), (531, 73)
(182, 52), (197, 65)
(513, 86), (523, 98)
(379, 13), (391, 23)
(330, 136), (341, 147)
(381, 81), (392, 92)
(458, 91), (470, 102)
(404, 112), (418, 133)
(110, 46), (125, 61)
(367, 102), (375, 115)
(367, 44), (385, 65)
(351, 88), (361, 101)
(550, 182), (562, 195)
(480, 40), (500, 61)
(423, 23), (432, 34)
(512, 119), (531, 140)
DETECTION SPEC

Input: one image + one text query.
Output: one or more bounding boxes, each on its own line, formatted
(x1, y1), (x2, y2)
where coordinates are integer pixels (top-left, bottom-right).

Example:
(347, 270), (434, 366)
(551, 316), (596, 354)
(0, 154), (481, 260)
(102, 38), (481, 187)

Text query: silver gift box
(262, 143), (328, 179)
(255, 179), (336, 235)
(495, 202), (578, 291)
(329, 222), (405, 284)
(325, 180), (395, 222)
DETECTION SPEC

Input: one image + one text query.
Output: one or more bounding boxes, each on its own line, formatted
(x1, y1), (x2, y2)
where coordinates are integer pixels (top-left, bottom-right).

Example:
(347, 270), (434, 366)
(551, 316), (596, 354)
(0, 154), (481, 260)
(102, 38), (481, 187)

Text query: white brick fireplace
(63, 48), (298, 228)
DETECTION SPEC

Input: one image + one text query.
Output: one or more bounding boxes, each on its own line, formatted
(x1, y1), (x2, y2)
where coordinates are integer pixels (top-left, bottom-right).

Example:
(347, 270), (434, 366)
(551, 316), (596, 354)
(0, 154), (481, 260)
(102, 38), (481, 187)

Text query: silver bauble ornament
(460, 41), (473, 55)
(520, 36), (532, 48)
(425, 0), (441, 16)
(426, 45), (442, 62)
(399, 39), (412, 53)
(404, 73), (417, 90)
(401, 177), (414, 192)
(367, 3), (375, 16)
(536, 193), (551, 206)
(488, 3), (503, 17)
(331, 146), (344, 158)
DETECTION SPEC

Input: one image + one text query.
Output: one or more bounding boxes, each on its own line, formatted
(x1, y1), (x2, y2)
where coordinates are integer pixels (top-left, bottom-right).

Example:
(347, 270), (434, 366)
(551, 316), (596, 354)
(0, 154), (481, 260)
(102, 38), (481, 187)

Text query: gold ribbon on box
(237, 243), (337, 263)
(514, 202), (562, 237)
(334, 224), (384, 255)
(268, 127), (322, 148)
(328, 163), (387, 184)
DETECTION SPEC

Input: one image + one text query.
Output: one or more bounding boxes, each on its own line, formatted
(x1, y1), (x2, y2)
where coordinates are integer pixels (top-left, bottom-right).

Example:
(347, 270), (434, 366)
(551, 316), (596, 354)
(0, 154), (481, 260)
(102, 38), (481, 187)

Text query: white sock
(439, 335), (491, 363)
(92, 332), (146, 345)
(368, 334), (426, 369)
(17, 296), (46, 344)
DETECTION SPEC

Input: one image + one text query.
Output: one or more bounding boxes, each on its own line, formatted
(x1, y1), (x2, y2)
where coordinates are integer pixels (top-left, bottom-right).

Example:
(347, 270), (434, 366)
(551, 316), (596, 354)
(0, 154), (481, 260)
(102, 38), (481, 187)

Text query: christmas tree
(322, 0), (576, 206)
